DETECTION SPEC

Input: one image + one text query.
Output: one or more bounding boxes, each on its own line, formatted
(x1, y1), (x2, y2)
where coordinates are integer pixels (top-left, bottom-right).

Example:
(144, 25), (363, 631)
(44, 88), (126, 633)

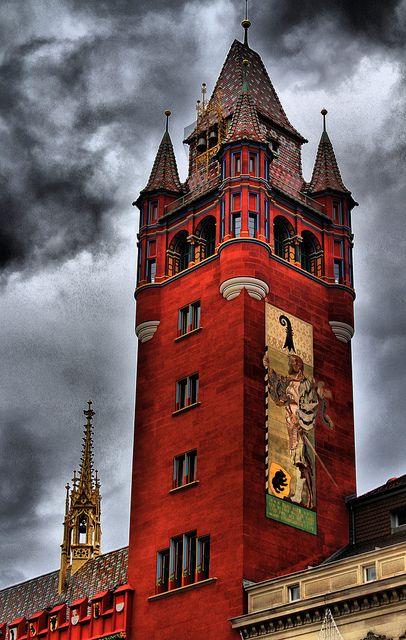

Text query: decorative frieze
(135, 320), (160, 343)
(219, 277), (269, 301)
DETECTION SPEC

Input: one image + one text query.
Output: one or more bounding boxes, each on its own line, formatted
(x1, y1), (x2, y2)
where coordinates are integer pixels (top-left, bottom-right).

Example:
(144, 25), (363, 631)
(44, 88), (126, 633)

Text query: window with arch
(168, 231), (191, 276)
(196, 216), (216, 261)
(273, 216), (295, 262)
(300, 231), (323, 277)
(78, 515), (87, 544)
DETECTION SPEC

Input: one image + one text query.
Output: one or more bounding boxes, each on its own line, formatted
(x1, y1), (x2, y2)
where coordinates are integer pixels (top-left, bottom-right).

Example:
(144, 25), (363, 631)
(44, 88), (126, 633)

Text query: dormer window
(391, 506), (406, 531)
(269, 140), (280, 158)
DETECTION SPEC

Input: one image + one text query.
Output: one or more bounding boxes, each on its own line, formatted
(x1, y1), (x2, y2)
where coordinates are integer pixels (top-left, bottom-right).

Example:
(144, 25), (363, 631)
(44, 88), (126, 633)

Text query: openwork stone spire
(309, 109), (349, 194)
(58, 401), (101, 593)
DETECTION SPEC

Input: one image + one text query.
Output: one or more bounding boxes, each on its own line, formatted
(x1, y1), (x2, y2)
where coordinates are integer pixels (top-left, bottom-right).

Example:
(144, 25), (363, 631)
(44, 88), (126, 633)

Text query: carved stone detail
(329, 320), (354, 343)
(220, 277), (269, 301)
(135, 320), (160, 343)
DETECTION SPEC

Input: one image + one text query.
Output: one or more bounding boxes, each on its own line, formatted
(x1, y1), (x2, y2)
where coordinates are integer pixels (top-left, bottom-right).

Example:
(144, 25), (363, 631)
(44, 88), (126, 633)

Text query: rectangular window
(220, 199), (225, 240)
(147, 240), (156, 257)
(147, 259), (156, 283)
(176, 374), (199, 410)
(333, 202), (339, 223)
(249, 192), (258, 211)
(249, 153), (258, 176)
(231, 192), (241, 211)
(178, 301), (201, 336)
(264, 157), (269, 180)
(173, 450), (197, 488)
(157, 532), (209, 593)
(348, 247), (353, 286)
(137, 243), (142, 284)
(288, 584), (300, 602)
(232, 153), (241, 176)
(221, 158), (226, 180)
(197, 536), (210, 581)
(248, 213), (258, 238)
(232, 213), (241, 237)
(148, 201), (158, 224)
(391, 507), (406, 530)
(264, 200), (269, 241)
(364, 565), (376, 582)
(334, 259), (343, 284)
(156, 549), (169, 593)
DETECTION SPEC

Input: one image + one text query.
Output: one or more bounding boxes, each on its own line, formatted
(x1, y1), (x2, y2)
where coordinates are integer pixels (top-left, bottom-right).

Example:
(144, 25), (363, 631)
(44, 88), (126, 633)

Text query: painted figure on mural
(263, 352), (333, 509)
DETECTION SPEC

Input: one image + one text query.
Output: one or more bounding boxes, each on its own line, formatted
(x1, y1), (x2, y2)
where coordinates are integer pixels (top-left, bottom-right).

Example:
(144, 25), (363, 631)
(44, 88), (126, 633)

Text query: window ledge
(148, 578), (217, 601)
(169, 480), (199, 494)
(172, 402), (201, 416)
(174, 327), (202, 342)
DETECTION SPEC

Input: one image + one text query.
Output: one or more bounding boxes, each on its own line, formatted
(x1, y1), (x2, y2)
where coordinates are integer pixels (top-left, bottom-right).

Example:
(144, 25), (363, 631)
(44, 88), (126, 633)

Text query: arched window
(273, 216), (295, 262)
(168, 231), (191, 276)
(78, 515), (87, 544)
(300, 231), (323, 277)
(196, 216), (216, 260)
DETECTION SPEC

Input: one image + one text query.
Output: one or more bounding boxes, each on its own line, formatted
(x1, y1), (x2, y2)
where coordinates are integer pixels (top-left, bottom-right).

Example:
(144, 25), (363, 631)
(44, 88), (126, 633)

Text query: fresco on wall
(264, 303), (334, 535)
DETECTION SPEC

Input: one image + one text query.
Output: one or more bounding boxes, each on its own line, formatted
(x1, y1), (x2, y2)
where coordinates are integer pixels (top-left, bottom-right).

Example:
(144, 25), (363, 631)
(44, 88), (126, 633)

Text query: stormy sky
(0, 0), (405, 589)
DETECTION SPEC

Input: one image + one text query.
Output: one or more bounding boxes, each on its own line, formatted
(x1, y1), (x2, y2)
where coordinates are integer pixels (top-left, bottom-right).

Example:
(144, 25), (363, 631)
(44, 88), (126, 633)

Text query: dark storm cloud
(251, 0), (406, 87)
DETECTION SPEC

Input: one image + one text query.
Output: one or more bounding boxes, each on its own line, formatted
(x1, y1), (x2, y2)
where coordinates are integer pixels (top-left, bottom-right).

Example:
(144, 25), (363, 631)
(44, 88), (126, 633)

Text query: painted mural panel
(264, 303), (333, 535)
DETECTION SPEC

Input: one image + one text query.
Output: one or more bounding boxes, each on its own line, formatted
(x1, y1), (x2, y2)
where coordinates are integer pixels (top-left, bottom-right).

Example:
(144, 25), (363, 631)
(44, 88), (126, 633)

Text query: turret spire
(241, 0), (251, 47)
(308, 109), (350, 194)
(142, 111), (182, 194)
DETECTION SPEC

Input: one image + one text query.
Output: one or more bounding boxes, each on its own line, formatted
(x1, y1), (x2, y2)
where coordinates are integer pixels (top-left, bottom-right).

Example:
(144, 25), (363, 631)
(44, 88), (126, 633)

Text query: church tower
(129, 16), (357, 639)
(58, 401), (101, 593)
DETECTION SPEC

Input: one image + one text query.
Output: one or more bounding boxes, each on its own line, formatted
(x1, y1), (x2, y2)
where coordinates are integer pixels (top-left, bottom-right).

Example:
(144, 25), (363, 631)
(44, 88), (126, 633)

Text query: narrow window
(288, 584), (300, 602)
(231, 192), (241, 211)
(183, 532), (197, 585)
(147, 240), (156, 257)
(137, 242), (142, 284)
(248, 213), (258, 238)
(334, 240), (344, 283)
(333, 202), (339, 223)
(221, 158), (226, 180)
(348, 247), (353, 286)
(232, 213), (241, 237)
(363, 565), (376, 582)
(178, 301), (200, 336)
(197, 536), (210, 581)
(249, 153), (257, 176)
(147, 259), (156, 283)
(172, 536), (183, 588)
(78, 515), (87, 544)
(232, 153), (241, 176)
(391, 506), (406, 530)
(156, 549), (169, 592)
(264, 200), (269, 241)
(173, 450), (197, 488)
(264, 157), (269, 180)
(175, 374), (199, 410)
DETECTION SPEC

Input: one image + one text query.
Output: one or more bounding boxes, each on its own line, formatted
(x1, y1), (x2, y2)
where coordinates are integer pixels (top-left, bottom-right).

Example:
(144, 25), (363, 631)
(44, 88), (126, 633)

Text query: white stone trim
(329, 320), (354, 343)
(219, 277), (269, 301)
(135, 320), (160, 343)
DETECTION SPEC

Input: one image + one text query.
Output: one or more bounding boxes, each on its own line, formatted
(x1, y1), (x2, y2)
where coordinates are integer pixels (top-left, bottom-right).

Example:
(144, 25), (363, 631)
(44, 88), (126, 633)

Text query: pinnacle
(143, 130), (182, 194)
(308, 129), (349, 194)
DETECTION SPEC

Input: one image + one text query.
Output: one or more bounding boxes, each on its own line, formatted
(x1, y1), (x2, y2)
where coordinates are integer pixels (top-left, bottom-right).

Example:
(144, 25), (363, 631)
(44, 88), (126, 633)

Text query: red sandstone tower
(129, 21), (357, 639)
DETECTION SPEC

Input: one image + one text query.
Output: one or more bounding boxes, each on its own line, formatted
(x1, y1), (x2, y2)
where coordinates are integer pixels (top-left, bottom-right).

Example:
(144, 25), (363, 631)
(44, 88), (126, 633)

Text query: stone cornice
(231, 576), (406, 638)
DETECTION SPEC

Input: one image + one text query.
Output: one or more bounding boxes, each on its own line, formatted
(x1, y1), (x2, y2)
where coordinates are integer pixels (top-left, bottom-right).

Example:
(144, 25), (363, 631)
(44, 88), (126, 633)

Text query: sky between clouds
(0, 0), (405, 589)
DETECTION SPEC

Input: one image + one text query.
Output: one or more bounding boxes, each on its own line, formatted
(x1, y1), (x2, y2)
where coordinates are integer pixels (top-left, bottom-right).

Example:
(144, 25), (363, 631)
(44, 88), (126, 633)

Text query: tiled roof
(143, 131), (182, 193)
(187, 40), (305, 143)
(324, 529), (406, 563)
(308, 130), (349, 194)
(224, 85), (267, 144)
(358, 473), (406, 499)
(0, 547), (128, 625)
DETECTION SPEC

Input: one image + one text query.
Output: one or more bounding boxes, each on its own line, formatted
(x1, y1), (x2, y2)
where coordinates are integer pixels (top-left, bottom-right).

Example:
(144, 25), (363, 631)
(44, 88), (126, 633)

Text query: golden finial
(164, 109), (171, 132)
(321, 108), (328, 132)
(242, 0), (251, 47)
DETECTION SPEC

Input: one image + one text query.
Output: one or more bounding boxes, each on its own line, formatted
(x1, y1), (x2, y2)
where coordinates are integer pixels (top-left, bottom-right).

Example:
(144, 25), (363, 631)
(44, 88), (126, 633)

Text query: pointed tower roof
(224, 59), (267, 144)
(195, 40), (306, 143)
(308, 109), (349, 194)
(143, 111), (182, 193)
